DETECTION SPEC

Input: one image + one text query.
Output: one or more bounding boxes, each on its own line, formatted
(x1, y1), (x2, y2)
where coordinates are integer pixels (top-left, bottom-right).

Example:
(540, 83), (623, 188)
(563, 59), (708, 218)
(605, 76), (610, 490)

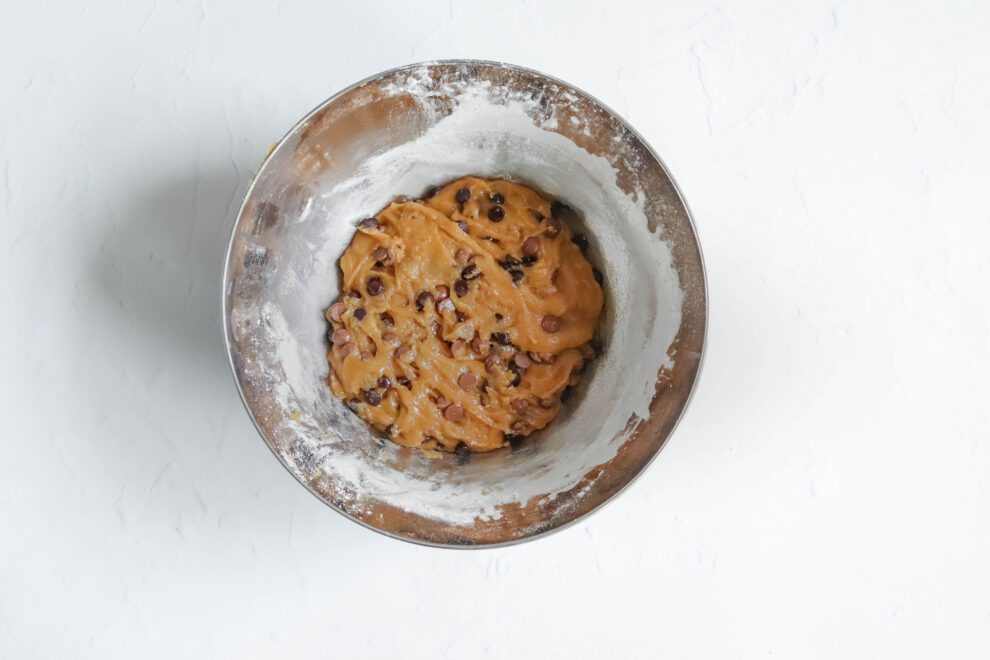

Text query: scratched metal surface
(223, 61), (707, 546)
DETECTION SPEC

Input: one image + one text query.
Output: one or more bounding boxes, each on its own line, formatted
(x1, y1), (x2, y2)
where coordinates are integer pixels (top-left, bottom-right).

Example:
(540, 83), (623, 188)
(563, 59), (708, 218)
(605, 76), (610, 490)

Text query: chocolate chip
(424, 185), (440, 199)
(521, 255), (537, 267)
(499, 255), (521, 269)
(364, 389), (382, 406)
(494, 313), (504, 321)
(510, 398), (529, 414)
(455, 187), (471, 204)
(371, 246), (388, 261)
(461, 263), (481, 280)
(550, 201), (568, 219)
(571, 233), (589, 252)
(488, 205), (505, 222)
(353, 308), (367, 321)
(366, 276), (385, 296)
(380, 312), (394, 327)
(491, 192), (505, 205)
(541, 315), (562, 333)
(505, 433), (524, 449)
(593, 268), (603, 284)
(455, 310), (468, 322)
(416, 291), (433, 310)
(327, 302), (347, 322)
(457, 220), (469, 233)
(458, 372), (478, 390)
(513, 352), (532, 369)
(491, 332), (511, 345)
(444, 403), (464, 422)
(485, 354), (502, 372)
(397, 375), (412, 389)
(509, 372), (522, 387)
(509, 269), (524, 283)
(544, 217), (561, 238)
(454, 279), (469, 297)
(359, 217), (380, 230)
(434, 285), (449, 301)
(454, 248), (471, 265)
(521, 236), (541, 256)
(454, 443), (471, 465)
(377, 375), (391, 389)
(331, 328), (351, 345)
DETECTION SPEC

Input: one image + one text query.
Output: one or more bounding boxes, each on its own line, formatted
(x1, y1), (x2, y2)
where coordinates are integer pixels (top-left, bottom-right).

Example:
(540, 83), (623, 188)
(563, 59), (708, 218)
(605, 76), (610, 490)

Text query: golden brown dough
(324, 177), (604, 452)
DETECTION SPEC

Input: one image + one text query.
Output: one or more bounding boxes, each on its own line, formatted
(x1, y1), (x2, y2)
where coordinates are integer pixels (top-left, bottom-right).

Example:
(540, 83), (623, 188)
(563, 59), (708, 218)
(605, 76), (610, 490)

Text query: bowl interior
(223, 61), (706, 546)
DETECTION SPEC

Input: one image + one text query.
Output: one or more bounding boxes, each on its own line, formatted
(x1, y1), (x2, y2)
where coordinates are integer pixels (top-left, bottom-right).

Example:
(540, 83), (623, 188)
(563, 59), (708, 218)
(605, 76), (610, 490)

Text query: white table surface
(3, 1), (989, 658)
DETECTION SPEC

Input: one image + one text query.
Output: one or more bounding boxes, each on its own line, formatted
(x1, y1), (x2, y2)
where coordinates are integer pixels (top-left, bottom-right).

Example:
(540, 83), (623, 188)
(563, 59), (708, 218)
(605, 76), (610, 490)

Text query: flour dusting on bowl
(223, 61), (706, 546)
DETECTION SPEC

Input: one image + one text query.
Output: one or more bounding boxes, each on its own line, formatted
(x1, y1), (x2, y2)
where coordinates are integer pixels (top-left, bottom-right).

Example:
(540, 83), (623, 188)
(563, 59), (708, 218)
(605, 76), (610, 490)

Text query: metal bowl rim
(220, 58), (709, 549)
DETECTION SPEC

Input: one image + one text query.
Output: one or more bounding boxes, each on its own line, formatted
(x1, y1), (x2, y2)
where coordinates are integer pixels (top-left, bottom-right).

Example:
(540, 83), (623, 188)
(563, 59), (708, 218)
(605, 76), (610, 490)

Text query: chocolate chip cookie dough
(325, 177), (604, 453)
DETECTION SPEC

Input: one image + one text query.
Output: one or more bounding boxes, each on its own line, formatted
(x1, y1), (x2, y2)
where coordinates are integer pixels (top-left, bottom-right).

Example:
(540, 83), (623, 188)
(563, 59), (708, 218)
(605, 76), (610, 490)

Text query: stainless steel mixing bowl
(222, 60), (706, 547)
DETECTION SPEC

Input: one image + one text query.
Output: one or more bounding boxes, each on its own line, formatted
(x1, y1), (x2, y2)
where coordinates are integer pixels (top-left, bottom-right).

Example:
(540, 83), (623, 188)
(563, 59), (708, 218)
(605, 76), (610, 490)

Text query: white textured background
(2, 1), (989, 658)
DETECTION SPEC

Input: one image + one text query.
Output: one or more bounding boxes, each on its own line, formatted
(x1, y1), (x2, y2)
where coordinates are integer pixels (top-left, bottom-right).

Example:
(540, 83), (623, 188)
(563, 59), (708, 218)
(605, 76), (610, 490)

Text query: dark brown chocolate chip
(593, 268), (603, 284)
(521, 255), (537, 267)
(425, 185), (440, 199)
(377, 375), (391, 389)
(541, 315), (562, 333)
(571, 233), (589, 252)
(455, 310), (468, 322)
(487, 205), (505, 222)
(455, 187), (471, 204)
(454, 279), (469, 297)
(380, 312), (394, 327)
(495, 313), (504, 321)
(491, 192), (505, 205)
(416, 291), (433, 310)
(505, 433), (524, 449)
(457, 220), (469, 233)
(509, 269), (524, 283)
(366, 276), (385, 296)
(550, 201), (568, 219)
(461, 263), (481, 280)
(397, 375), (411, 389)
(364, 389), (382, 406)
(491, 331), (511, 345)
(509, 372), (522, 387)
(353, 308), (367, 321)
(454, 443), (471, 465)
(500, 255), (521, 269)
(359, 217), (380, 230)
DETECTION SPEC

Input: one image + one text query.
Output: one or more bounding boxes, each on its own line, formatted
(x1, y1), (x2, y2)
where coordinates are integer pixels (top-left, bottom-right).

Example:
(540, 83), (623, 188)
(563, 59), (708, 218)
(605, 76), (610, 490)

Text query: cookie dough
(325, 177), (604, 452)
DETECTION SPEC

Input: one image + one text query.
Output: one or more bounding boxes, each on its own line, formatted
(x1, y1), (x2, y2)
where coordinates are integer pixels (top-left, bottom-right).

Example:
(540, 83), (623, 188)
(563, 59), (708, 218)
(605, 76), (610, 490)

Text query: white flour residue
(250, 69), (684, 527)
